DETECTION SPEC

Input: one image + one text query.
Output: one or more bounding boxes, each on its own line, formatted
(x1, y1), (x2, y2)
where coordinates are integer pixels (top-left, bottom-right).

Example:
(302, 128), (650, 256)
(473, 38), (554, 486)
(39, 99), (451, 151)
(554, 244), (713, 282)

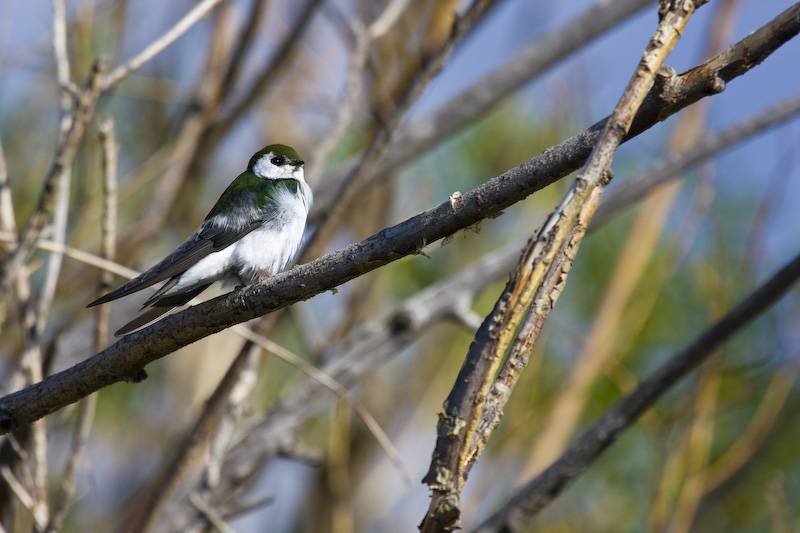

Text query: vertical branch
(421, 2), (705, 530)
(43, 117), (117, 533)
(0, 139), (14, 247)
(0, 58), (107, 331)
(36, 0), (79, 335)
(96, 117), (119, 338)
(52, 0), (74, 101)
(473, 251), (800, 532)
(524, 0), (741, 481)
(5, 5), (80, 527)
(307, 0), (412, 181)
(183, 343), (263, 533)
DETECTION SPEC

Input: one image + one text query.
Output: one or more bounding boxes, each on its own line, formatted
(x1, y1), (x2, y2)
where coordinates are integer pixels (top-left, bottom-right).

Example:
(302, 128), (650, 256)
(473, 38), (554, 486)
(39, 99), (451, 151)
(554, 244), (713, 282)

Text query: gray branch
(0, 2), (798, 434)
(473, 248), (800, 532)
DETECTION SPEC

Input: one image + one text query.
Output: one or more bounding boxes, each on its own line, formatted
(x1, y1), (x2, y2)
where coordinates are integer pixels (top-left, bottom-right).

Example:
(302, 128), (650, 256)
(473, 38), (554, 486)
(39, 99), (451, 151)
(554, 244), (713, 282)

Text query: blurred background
(1, 0), (800, 531)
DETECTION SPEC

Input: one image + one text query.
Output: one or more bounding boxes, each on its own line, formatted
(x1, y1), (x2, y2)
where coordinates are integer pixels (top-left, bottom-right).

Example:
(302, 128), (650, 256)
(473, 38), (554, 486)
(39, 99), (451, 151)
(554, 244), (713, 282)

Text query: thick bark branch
(473, 249), (800, 532)
(420, 1), (702, 529)
(0, 2), (797, 434)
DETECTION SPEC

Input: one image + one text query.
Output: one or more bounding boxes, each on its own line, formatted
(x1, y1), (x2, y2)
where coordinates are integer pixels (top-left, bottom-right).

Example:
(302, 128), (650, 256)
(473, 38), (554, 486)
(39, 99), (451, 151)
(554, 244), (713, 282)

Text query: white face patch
(253, 151), (305, 181)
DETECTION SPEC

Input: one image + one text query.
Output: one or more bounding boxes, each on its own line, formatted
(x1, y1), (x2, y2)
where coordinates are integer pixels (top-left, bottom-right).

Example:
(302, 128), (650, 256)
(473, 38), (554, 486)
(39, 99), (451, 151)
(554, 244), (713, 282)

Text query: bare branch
(154, 241), (524, 530)
(37, 0), (79, 335)
(312, 0), (656, 216)
(233, 325), (410, 484)
(0, 465), (47, 530)
(302, 0), (501, 260)
(596, 92), (800, 222)
(100, 0), (225, 90)
(421, 2), (703, 529)
(51, 0), (73, 100)
(0, 3), (797, 434)
(0, 232), (139, 280)
(308, 0), (412, 180)
(0, 140), (14, 240)
(473, 249), (800, 532)
(44, 117), (118, 533)
(188, 491), (235, 533)
(525, 0), (743, 483)
(123, 343), (260, 533)
(0, 58), (107, 330)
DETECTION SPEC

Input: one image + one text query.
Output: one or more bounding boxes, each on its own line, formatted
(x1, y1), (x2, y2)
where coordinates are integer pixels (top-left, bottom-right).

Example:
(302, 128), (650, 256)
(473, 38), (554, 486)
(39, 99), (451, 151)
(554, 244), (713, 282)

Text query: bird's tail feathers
(115, 283), (211, 336)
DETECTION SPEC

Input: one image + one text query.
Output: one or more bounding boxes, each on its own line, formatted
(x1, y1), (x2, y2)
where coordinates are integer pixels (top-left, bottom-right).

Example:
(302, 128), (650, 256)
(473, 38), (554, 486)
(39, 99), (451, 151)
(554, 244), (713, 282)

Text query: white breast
(232, 180), (312, 285)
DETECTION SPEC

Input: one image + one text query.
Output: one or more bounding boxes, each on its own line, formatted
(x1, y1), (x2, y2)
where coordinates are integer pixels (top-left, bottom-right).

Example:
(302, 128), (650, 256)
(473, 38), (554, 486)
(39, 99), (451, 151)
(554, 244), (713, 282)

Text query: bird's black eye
(271, 156), (287, 166)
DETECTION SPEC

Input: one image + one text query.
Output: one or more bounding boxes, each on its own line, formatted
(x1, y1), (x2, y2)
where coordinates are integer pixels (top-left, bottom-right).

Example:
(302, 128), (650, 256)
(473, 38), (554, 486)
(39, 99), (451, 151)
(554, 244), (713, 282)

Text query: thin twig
(301, 0), (501, 260)
(232, 325), (410, 484)
(100, 0), (225, 90)
(0, 140), (14, 245)
(596, 92), (800, 222)
(308, 0), (412, 181)
(52, 0), (72, 103)
(0, 232), (139, 280)
(97, 117), (120, 309)
(0, 58), (107, 331)
(188, 491), (235, 533)
(220, 495), (275, 520)
(36, 0), (77, 336)
(0, 465), (47, 530)
(43, 394), (95, 533)
(311, 0), (655, 217)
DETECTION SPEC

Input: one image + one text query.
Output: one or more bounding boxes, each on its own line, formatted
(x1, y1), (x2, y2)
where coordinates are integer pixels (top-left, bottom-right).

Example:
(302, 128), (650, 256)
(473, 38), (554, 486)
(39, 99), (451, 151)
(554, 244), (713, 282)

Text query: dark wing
(113, 283), (212, 336)
(87, 219), (264, 307)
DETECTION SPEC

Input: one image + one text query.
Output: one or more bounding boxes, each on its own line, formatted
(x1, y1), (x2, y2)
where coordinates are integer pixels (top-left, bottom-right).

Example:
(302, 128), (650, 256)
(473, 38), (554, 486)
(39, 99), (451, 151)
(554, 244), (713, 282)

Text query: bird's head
(248, 144), (305, 182)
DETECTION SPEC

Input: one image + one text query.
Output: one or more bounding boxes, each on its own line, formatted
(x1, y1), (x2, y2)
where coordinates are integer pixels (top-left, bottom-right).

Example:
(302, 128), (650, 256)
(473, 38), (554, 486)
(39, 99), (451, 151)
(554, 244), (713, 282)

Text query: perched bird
(88, 144), (312, 336)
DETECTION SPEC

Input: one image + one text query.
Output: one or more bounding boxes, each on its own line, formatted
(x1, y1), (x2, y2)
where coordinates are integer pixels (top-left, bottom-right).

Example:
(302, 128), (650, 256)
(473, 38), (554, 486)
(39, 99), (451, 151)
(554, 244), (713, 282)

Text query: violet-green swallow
(88, 144), (312, 336)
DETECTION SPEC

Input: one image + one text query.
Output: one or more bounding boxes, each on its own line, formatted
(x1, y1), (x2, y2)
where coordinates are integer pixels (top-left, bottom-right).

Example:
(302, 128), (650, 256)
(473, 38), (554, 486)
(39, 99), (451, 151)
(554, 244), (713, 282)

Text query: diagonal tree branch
(473, 248), (800, 533)
(100, 0), (225, 90)
(595, 92), (800, 222)
(0, 2), (797, 434)
(311, 0), (656, 217)
(193, 77), (800, 507)
(420, 2), (705, 529)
